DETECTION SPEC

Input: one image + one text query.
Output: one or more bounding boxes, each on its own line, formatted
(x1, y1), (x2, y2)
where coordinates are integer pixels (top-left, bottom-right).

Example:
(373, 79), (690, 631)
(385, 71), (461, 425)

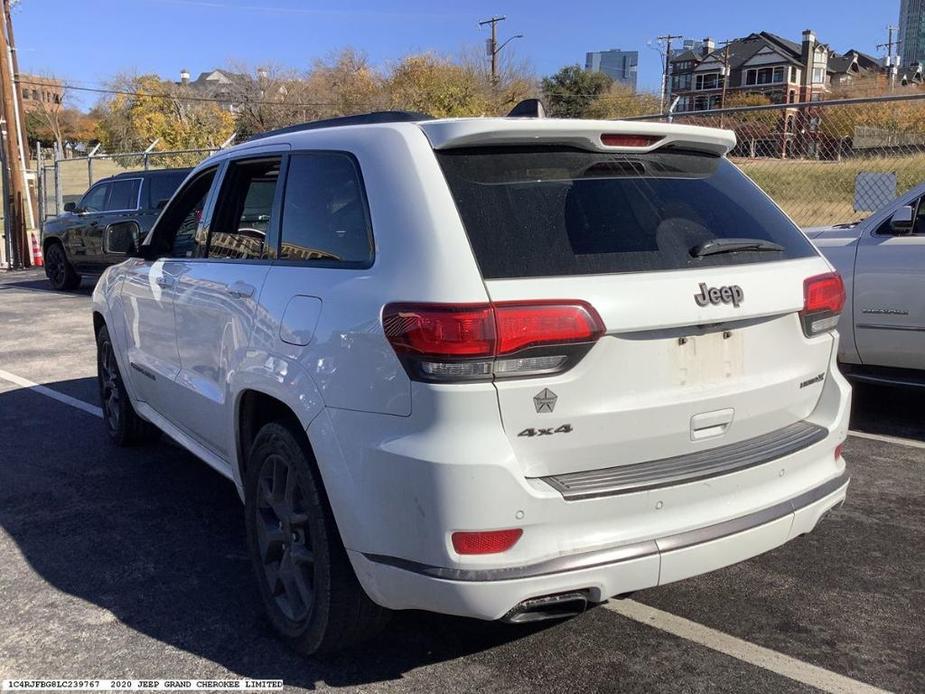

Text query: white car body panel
(92, 115), (851, 621)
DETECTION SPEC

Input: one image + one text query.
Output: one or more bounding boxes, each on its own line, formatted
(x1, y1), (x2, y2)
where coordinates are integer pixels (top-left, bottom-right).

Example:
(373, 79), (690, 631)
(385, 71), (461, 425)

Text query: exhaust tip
(502, 590), (591, 624)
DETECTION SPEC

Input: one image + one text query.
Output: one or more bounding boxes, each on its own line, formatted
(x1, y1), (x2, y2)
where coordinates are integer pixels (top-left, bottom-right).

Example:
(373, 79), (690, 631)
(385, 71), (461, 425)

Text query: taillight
(600, 133), (662, 147)
(382, 301), (604, 382)
(452, 529), (523, 555)
(800, 272), (845, 337)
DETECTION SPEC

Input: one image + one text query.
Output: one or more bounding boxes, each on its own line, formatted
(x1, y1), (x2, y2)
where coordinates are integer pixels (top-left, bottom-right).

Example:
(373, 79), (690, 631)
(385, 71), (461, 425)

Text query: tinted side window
(148, 168), (217, 258)
(106, 178), (141, 211)
(208, 158), (281, 260)
(875, 196), (925, 236)
(279, 153), (373, 265)
(80, 184), (109, 213)
(147, 172), (189, 209)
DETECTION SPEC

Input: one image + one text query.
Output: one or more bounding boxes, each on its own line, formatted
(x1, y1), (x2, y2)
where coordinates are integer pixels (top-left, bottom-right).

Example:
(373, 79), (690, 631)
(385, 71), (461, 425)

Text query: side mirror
(890, 205), (915, 234)
(63, 201), (77, 213)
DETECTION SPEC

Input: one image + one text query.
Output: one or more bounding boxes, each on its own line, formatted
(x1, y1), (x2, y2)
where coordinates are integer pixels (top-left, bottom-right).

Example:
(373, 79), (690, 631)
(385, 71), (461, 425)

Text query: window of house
(745, 66), (786, 86)
(694, 72), (723, 90)
(790, 66), (798, 82)
(31, 89), (37, 100)
(812, 67), (825, 83)
(279, 152), (373, 266)
(206, 158), (281, 260)
(21, 88), (28, 99)
(105, 179), (141, 211)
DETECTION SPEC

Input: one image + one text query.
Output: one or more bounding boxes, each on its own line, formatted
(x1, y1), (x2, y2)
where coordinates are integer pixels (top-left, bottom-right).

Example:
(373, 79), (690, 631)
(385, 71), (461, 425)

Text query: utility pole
(0, 0), (26, 268)
(718, 39), (735, 126)
(877, 26), (901, 91)
(4, 0), (33, 232)
(479, 16), (505, 82)
(656, 34), (682, 113)
(478, 16), (521, 83)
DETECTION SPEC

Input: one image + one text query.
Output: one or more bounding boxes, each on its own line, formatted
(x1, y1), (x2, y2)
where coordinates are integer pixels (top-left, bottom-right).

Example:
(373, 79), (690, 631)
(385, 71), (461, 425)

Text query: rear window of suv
(436, 146), (815, 279)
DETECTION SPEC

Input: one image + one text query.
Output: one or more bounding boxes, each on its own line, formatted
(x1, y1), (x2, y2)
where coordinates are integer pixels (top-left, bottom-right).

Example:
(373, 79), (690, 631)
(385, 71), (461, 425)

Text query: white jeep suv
(91, 111), (851, 653)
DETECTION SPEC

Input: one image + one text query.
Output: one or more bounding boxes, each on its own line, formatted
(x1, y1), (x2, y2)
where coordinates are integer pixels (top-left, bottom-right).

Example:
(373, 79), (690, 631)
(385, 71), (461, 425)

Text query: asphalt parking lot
(0, 268), (922, 693)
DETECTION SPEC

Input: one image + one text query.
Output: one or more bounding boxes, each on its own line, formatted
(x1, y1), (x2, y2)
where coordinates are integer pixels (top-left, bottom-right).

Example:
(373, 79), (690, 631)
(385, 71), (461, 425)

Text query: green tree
(541, 65), (613, 118)
(95, 74), (235, 163)
(385, 53), (490, 117)
(585, 83), (661, 120)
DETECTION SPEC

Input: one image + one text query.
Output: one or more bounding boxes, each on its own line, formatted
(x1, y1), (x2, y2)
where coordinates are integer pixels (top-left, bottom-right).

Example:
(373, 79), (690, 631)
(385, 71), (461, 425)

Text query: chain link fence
(630, 92), (925, 228)
(36, 147), (220, 224)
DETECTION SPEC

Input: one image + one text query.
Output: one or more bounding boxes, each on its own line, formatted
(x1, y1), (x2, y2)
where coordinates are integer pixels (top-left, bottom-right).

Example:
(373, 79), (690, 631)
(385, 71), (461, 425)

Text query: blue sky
(15, 0), (901, 110)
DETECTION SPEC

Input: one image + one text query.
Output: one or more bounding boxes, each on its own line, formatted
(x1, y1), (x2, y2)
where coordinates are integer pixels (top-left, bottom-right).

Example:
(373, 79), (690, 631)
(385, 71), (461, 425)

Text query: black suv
(42, 168), (191, 290)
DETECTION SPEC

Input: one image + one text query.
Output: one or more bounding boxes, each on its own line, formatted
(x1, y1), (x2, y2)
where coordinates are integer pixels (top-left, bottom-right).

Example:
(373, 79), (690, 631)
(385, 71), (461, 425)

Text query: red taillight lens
(801, 272), (845, 337)
(452, 529), (523, 555)
(494, 302), (604, 354)
(835, 442), (845, 460)
(600, 133), (662, 147)
(382, 304), (494, 356)
(382, 301), (605, 382)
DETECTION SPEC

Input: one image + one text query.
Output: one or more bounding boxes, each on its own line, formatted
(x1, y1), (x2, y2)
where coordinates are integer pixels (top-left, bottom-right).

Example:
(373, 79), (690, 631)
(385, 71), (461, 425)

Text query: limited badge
(533, 388), (557, 413)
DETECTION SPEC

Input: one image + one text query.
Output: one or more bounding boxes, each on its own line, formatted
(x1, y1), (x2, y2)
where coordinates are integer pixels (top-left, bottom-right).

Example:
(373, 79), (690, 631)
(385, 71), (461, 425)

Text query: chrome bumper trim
(542, 421), (828, 500)
(364, 470), (849, 582)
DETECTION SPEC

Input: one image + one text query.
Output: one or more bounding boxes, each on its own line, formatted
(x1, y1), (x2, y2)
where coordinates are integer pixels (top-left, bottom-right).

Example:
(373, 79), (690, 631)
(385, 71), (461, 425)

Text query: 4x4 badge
(534, 388), (557, 413)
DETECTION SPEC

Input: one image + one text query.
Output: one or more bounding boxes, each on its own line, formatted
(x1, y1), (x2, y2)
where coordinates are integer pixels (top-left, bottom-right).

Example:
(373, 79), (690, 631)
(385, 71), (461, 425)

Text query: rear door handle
(226, 282), (255, 299)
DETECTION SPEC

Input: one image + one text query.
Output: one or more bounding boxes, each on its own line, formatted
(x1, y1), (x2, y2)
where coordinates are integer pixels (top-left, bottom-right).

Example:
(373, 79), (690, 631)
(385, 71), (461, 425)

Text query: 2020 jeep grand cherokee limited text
(91, 112), (851, 653)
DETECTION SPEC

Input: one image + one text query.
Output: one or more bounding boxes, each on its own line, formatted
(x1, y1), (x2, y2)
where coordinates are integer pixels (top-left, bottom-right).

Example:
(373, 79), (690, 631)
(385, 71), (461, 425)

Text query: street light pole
(478, 16), (521, 83)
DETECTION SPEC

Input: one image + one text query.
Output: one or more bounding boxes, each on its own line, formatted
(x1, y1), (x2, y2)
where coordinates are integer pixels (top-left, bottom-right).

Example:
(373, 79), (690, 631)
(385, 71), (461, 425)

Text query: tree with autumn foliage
(95, 73), (235, 162)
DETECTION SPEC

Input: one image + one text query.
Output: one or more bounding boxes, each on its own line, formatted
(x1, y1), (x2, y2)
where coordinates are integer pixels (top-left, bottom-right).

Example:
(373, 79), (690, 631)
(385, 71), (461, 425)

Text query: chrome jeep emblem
(533, 388), (557, 413)
(694, 283), (744, 308)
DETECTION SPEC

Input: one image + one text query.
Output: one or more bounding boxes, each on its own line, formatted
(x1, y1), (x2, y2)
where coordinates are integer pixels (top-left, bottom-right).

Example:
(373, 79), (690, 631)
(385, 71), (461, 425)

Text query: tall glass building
(899, 0), (925, 68)
(585, 49), (639, 90)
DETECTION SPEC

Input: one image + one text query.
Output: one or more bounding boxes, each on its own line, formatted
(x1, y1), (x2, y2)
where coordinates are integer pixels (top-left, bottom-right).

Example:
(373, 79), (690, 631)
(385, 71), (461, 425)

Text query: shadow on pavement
(0, 275), (93, 296)
(849, 381), (925, 441)
(0, 377), (548, 688)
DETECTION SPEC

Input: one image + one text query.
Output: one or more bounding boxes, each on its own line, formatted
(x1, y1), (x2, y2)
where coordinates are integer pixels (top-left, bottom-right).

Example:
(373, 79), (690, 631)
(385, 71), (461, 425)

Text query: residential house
(669, 30), (886, 113)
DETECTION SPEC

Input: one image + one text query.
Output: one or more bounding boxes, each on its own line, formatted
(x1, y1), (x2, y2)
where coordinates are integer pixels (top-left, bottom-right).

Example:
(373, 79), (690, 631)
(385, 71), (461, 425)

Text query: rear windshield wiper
(690, 238), (785, 258)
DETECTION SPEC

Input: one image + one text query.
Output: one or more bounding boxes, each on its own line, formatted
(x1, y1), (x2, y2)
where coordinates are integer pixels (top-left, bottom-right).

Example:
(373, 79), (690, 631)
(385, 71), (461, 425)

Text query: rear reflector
(600, 133), (662, 147)
(835, 442), (845, 460)
(452, 529), (523, 555)
(383, 301), (604, 382)
(801, 272), (845, 337)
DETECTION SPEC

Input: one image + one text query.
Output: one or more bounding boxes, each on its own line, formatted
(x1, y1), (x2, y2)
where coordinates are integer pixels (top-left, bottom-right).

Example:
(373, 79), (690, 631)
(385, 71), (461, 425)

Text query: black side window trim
(201, 154), (286, 263)
(273, 149), (375, 270)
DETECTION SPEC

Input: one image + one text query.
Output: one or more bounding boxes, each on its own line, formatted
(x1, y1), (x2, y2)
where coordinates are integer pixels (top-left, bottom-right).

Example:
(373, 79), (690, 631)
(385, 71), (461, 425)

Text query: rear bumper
(352, 470), (848, 620)
(314, 350), (851, 621)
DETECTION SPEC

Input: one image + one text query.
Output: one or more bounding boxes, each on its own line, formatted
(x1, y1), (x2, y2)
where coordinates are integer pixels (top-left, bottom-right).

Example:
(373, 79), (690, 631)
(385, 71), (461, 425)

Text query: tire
(96, 325), (160, 446)
(44, 242), (81, 291)
(245, 422), (389, 654)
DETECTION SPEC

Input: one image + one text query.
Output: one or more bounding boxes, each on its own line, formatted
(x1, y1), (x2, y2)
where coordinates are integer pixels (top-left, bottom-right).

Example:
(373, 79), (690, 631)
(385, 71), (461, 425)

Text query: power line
(15, 78), (360, 108)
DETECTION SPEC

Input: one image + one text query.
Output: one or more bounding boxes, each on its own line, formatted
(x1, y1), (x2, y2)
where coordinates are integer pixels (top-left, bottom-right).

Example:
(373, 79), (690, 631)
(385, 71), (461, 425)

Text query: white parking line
(848, 429), (925, 450)
(0, 368), (102, 419)
(606, 600), (888, 694)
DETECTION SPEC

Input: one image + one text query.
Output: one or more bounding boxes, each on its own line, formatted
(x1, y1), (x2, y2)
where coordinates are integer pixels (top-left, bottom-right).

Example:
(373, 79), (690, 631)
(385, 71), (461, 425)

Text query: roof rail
(246, 111), (433, 142)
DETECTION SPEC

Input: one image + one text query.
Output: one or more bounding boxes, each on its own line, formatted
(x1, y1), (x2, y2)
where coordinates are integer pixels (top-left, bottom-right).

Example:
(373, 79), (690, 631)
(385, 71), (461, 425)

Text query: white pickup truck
(809, 182), (925, 385)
